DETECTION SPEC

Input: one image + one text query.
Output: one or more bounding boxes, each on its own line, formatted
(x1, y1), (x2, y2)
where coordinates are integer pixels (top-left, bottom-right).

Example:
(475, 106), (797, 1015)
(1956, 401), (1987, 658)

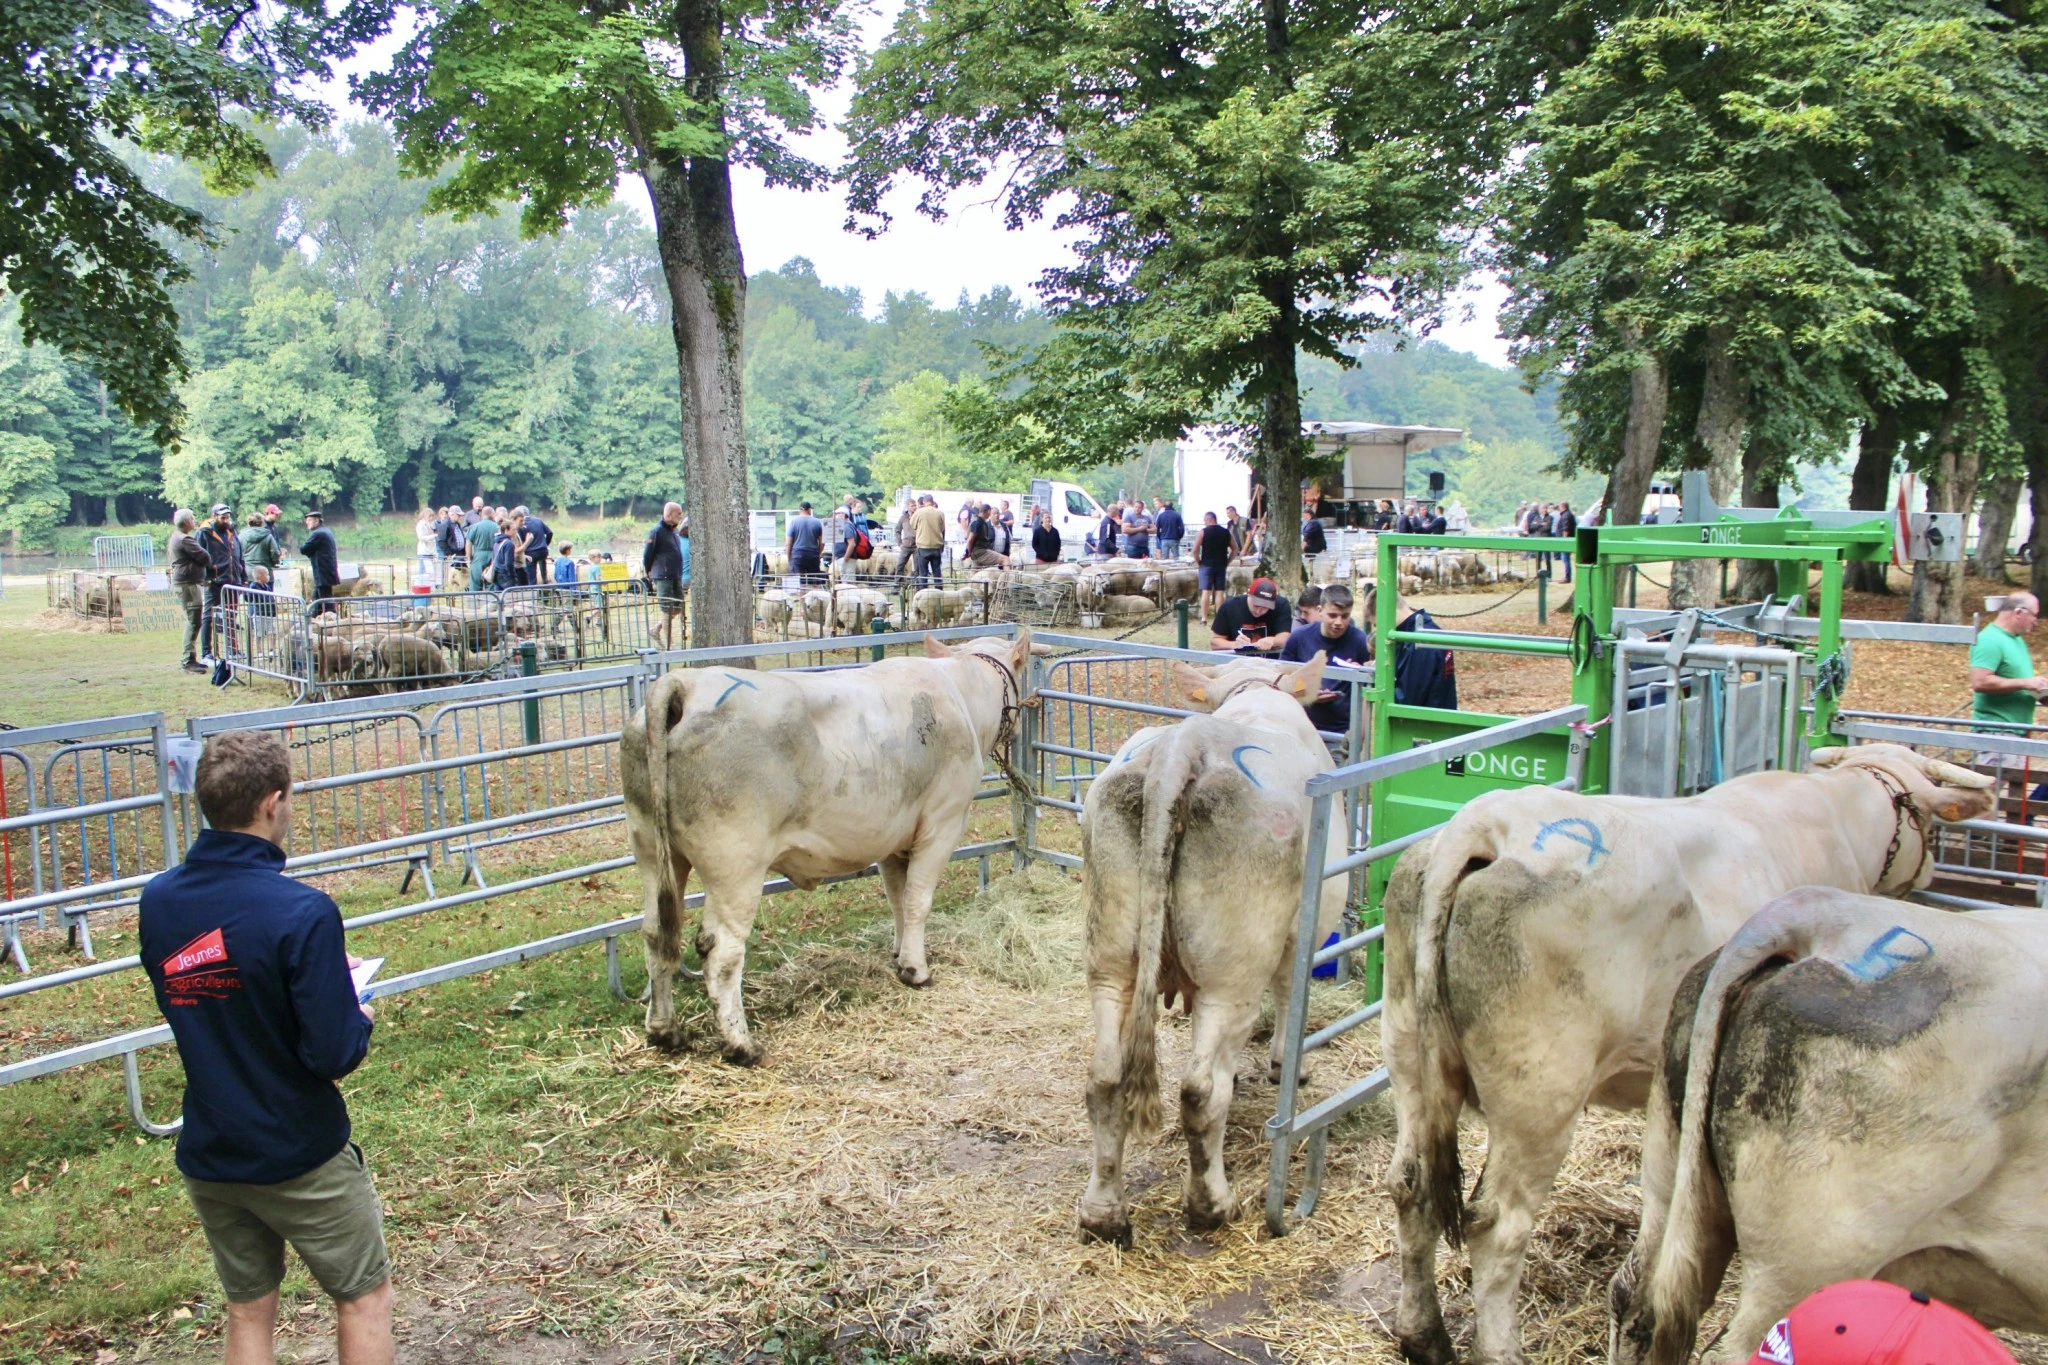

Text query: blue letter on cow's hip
(714, 673), (759, 708)
(1843, 925), (1933, 982)
(1232, 745), (1271, 788)
(1532, 818), (1609, 867)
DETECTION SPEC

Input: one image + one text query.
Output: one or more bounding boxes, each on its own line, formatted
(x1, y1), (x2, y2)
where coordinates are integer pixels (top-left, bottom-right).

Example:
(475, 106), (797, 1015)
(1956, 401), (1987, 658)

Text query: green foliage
(2, 0), (384, 444)
(1498, 0), (2044, 491)
(872, 370), (1037, 494)
(844, 0), (1483, 473)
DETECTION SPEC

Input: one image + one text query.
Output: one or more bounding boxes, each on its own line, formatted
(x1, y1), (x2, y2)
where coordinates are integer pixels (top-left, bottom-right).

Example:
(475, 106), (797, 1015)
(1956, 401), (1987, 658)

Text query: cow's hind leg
(1384, 1023), (1462, 1365)
(698, 864), (771, 1065)
(1464, 1090), (1584, 1365)
(878, 853), (910, 968)
(1079, 981), (1138, 1246)
(636, 839), (693, 1052)
(890, 834), (952, 988)
(1181, 991), (1262, 1232)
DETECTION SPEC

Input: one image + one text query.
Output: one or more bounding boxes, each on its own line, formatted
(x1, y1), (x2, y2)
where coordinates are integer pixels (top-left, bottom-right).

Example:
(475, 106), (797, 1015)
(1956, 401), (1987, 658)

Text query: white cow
(1077, 652), (1343, 1245)
(621, 631), (1032, 1064)
(1381, 743), (1997, 1365)
(1613, 888), (2048, 1364)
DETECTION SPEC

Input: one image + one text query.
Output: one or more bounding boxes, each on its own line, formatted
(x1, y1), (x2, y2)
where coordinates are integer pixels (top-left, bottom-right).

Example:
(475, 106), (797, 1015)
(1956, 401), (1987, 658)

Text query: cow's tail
(1406, 809), (1506, 1247)
(1640, 897), (1851, 1360)
(640, 669), (692, 947)
(1119, 732), (1201, 1140)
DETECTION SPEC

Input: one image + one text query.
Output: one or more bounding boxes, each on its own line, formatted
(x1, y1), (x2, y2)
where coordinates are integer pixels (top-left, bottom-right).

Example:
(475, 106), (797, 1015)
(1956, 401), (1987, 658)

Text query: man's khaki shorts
(183, 1142), (389, 1302)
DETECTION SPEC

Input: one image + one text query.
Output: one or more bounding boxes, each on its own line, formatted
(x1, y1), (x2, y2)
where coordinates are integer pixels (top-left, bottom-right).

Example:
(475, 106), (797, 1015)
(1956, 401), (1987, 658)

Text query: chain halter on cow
(1860, 764), (1930, 893)
(967, 648), (1039, 799)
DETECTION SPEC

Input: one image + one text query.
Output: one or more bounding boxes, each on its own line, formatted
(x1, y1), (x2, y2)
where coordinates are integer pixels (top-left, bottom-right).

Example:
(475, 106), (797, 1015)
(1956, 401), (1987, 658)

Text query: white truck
(890, 480), (1107, 559)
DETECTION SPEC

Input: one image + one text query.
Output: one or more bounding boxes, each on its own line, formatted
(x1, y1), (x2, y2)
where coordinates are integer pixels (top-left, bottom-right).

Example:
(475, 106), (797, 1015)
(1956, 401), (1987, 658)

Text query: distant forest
(0, 124), (1590, 545)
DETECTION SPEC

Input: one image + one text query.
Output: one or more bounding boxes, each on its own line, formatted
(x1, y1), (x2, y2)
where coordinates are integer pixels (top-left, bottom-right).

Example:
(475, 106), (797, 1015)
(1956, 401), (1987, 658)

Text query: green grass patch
(0, 828), (1011, 1362)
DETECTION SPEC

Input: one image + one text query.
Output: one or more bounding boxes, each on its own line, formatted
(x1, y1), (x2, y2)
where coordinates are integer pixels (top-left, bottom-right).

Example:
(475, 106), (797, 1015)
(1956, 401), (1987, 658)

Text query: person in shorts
(139, 730), (391, 1364)
(643, 501), (687, 647)
(787, 501), (826, 580)
(1195, 511), (1233, 618)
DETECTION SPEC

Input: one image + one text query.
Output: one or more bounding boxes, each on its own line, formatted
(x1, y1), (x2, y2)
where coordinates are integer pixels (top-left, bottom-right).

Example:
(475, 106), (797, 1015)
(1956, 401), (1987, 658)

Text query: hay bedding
(408, 870), (1686, 1364)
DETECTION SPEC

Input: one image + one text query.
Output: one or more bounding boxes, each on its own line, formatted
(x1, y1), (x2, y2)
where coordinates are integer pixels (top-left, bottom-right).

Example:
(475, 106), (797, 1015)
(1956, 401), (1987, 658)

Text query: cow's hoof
(1184, 1203), (1232, 1234)
(1077, 1214), (1133, 1249)
(720, 1040), (764, 1067)
(896, 963), (932, 988)
(1396, 1326), (1459, 1365)
(645, 1025), (688, 1053)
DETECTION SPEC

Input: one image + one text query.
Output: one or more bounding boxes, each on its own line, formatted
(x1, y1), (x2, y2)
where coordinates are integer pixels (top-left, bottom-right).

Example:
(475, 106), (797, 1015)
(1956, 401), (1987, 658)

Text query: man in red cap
(1208, 576), (1293, 654)
(1746, 1281), (2014, 1364)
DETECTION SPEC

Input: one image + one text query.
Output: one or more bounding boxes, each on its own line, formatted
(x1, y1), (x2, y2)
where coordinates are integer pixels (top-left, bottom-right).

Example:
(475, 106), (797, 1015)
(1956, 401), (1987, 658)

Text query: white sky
(317, 23), (1514, 368)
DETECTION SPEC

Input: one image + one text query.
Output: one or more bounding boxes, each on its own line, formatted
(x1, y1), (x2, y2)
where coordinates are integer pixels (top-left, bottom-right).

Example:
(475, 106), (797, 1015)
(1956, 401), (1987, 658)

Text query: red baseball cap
(1746, 1281), (2014, 1365)
(1248, 577), (1278, 603)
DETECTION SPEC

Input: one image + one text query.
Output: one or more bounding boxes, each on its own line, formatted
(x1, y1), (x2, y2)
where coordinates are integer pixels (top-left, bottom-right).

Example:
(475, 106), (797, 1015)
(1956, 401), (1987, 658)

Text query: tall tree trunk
(1845, 407), (1898, 594)
(1609, 326), (1668, 532)
(2029, 343), (2048, 607)
(628, 5), (753, 651)
(1974, 474), (2022, 583)
(1258, 294), (1305, 596)
(1735, 436), (1784, 601)
(1672, 324), (1748, 608)
(1906, 375), (1978, 625)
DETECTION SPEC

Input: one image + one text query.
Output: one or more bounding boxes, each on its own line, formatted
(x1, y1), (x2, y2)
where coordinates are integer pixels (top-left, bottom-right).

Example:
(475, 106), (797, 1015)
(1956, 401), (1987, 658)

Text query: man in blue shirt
(140, 730), (391, 1363)
(786, 501), (826, 581)
(1280, 583), (1373, 733)
(1154, 498), (1185, 560)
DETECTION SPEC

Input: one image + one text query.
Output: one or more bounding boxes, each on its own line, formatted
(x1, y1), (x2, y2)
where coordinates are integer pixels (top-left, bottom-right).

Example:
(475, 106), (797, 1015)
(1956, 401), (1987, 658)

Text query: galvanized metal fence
(1830, 712), (2048, 909)
(214, 582), (670, 700)
(1262, 705), (1592, 1233)
(0, 714), (178, 972)
(0, 625), (1021, 1133)
(93, 534), (156, 571)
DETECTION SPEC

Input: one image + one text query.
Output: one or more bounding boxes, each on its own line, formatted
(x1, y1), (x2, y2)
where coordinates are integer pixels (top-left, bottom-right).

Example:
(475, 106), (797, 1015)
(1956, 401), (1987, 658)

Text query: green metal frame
(1354, 510), (1892, 994)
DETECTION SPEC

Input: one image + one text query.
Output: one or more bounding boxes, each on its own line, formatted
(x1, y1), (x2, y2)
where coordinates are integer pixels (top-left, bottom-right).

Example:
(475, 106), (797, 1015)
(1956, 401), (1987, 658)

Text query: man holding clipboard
(140, 731), (393, 1364)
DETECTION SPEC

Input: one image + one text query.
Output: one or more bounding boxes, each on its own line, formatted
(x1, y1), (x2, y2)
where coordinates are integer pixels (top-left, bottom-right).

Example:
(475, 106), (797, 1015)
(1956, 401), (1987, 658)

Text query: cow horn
(1809, 745), (1848, 767)
(1925, 757), (1996, 789)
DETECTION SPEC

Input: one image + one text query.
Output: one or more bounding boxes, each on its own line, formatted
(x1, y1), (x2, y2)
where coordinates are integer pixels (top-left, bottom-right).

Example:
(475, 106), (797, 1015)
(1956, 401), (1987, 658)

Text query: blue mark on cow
(1232, 745), (1271, 787)
(1117, 733), (1159, 764)
(714, 673), (759, 708)
(1532, 818), (1610, 867)
(1842, 925), (1933, 982)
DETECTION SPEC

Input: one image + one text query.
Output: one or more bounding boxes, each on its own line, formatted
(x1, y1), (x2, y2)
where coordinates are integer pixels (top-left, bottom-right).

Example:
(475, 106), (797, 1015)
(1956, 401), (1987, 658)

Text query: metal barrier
(93, 534), (156, 571)
(215, 583), (668, 699)
(0, 625), (1024, 1132)
(1262, 704), (1591, 1234)
(0, 714), (178, 972)
(1832, 714), (2048, 908)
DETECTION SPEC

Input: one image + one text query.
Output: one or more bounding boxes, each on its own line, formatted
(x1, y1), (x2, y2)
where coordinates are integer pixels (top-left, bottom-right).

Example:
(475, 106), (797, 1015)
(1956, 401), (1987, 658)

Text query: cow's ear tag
(1941, 802), (1961, 821)
(1188, 685), (1207, 704)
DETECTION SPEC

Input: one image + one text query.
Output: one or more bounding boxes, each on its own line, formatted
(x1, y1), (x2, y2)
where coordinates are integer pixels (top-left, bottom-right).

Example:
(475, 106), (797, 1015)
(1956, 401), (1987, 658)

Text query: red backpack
(851, 526), (873, 560)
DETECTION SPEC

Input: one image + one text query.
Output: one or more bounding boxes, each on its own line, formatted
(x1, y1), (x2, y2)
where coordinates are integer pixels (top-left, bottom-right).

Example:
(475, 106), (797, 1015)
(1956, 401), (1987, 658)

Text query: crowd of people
(168, 503), (336, 677)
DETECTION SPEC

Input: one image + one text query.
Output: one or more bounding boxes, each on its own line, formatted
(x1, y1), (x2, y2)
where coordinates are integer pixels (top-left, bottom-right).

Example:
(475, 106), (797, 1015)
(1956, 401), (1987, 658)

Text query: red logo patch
(163, 928), (228, 980)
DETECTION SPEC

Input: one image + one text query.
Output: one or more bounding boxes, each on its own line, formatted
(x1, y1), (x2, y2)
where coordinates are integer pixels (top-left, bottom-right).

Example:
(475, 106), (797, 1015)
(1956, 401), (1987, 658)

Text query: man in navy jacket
(141, 730), (392, 1363)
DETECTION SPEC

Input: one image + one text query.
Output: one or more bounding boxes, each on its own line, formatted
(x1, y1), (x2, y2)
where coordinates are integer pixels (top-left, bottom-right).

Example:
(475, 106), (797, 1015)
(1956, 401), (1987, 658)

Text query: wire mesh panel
(92, 535), (156, 571)
(430, 674), (635, 866)
(1034, 654), (1187, 809)
(502, 583), (662, 670)
(0, 716), (175, 971)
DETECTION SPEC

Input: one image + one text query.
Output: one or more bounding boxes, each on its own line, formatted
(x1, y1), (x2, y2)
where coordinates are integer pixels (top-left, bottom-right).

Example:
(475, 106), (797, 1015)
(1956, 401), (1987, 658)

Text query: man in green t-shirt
(1970, 591), (2048, 766)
